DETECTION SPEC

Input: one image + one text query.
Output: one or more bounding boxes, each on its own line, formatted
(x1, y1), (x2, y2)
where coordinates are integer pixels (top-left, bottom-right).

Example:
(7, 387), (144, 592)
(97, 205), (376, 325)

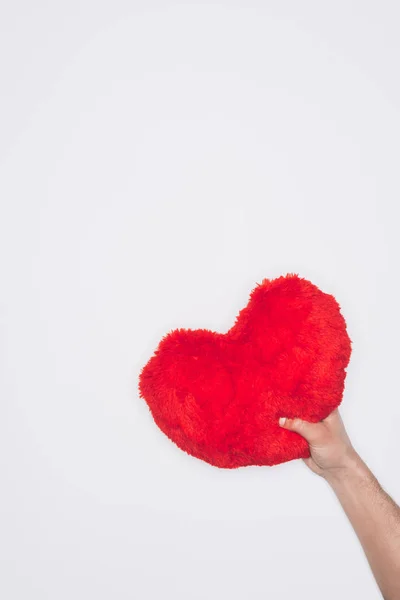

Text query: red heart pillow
(138, 274), (352, 468)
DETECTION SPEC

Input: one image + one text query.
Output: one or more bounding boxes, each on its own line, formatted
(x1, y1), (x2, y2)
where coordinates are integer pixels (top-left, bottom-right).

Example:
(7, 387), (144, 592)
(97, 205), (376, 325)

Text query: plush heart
(138, 273), (352, 468)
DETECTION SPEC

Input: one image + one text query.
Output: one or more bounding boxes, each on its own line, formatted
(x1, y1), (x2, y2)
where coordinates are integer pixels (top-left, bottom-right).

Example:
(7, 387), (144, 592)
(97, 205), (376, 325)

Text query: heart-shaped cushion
(138, 274), (352, 468)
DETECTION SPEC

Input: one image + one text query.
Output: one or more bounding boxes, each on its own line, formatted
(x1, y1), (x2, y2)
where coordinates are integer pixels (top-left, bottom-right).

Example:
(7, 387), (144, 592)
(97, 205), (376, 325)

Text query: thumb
(279, 416), (325, 445)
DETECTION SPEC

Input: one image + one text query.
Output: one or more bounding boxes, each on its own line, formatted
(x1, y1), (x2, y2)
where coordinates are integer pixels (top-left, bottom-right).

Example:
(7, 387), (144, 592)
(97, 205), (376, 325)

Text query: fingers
(279, 416), (325, 444)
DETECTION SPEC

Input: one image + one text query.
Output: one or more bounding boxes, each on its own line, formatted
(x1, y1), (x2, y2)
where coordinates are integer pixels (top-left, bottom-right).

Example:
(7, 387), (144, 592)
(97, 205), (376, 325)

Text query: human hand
(279, 409), (361, 480)
(281, 409), (400, 600)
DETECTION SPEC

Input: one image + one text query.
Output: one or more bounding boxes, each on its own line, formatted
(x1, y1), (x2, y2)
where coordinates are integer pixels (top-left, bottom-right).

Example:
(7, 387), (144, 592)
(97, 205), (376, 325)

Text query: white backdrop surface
(1, 2), (399, 598)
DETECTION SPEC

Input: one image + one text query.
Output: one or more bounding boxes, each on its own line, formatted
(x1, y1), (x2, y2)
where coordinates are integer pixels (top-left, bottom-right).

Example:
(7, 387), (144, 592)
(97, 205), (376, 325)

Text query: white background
(1, 2), (399, 598)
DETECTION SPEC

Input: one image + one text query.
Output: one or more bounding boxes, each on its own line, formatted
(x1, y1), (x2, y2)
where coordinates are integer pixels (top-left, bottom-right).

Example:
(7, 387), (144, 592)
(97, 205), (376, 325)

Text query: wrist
(323, 449), (367, 486)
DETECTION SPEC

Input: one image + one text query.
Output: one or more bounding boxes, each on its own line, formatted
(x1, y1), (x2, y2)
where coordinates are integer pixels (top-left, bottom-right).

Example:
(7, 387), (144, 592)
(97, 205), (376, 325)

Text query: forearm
(326, 454), (400, 599)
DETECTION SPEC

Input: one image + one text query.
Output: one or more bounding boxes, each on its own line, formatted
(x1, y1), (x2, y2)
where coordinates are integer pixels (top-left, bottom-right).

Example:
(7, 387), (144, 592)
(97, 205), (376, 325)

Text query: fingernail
(279, 417), (286, 427)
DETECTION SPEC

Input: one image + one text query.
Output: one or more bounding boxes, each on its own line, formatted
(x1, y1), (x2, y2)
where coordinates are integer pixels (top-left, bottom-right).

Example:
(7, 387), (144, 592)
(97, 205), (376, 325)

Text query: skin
(279, 410), (400, 600)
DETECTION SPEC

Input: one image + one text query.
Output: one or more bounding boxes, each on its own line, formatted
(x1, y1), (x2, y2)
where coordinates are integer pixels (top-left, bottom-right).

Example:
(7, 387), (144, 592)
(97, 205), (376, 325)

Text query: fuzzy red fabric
(138, 274), (352, 468)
